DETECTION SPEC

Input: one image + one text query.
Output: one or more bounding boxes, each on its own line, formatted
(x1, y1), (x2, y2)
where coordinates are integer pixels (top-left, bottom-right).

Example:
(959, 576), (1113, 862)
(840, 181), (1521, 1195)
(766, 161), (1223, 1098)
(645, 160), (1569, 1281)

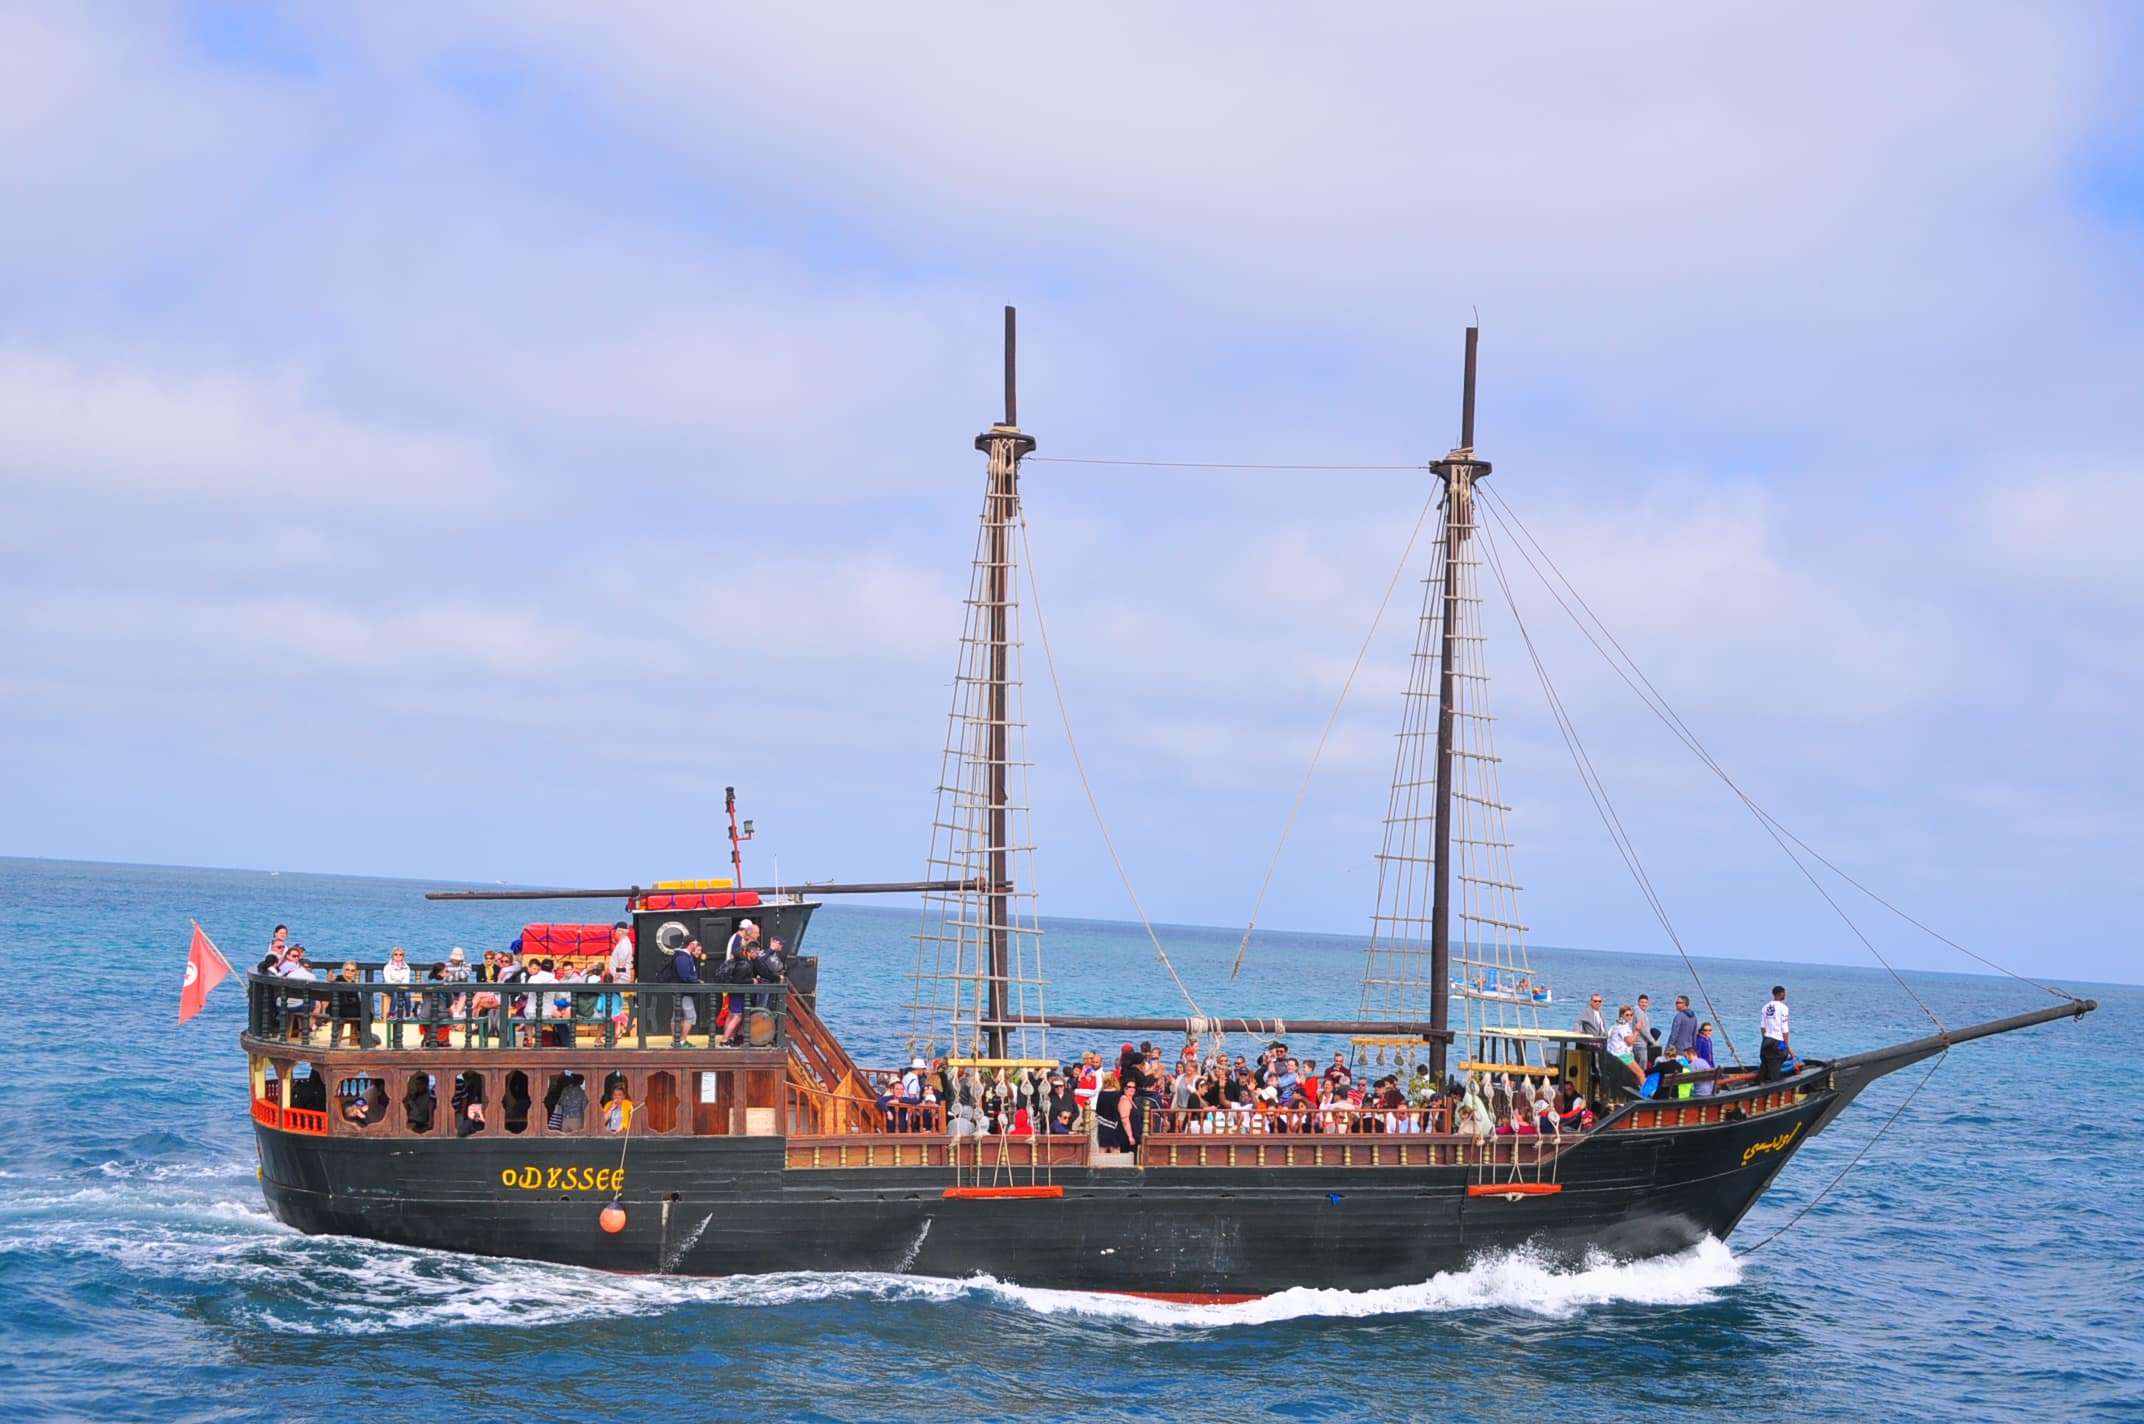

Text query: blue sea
(2, 856), (2138, 1422)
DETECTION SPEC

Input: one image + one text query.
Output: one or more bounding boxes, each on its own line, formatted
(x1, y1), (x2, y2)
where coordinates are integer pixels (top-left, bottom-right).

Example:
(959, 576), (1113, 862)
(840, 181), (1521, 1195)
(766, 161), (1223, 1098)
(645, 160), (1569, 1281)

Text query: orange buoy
(599, 1204), (627, 1234)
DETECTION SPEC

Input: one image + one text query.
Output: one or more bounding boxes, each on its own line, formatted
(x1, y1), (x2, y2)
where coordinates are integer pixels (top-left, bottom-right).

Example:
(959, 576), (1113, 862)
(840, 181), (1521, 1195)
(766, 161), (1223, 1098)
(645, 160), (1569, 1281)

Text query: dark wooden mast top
(1425, 327), (1490, 1075)
(973, 307), (1035, 1059)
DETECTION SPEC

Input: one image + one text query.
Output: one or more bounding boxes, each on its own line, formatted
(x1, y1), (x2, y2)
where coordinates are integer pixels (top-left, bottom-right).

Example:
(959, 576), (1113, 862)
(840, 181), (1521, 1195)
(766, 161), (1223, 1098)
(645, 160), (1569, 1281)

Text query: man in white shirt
(724, 919), (759, 964)
(275, 947), (316, 1041)
(1758, 985), (1792, 1082)
(525, 958), (559, 1047)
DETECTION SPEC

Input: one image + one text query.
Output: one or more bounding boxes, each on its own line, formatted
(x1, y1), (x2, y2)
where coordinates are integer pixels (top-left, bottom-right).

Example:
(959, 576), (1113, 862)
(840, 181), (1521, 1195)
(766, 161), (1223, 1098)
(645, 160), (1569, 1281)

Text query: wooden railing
(245, 971), (788, 1054)
(281, 1105), (328, 1136)
(780, 1080), (896, 1132)
(1135, 1103), (1468, 1137)
(783, 1078), (941, 1137)
(1618, 1082), (1806, 1130)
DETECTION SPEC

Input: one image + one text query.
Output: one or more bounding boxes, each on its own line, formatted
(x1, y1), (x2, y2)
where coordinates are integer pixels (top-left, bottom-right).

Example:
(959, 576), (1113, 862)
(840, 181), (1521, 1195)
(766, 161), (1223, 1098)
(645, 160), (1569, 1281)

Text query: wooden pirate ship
(241, 312), (2096, 1298)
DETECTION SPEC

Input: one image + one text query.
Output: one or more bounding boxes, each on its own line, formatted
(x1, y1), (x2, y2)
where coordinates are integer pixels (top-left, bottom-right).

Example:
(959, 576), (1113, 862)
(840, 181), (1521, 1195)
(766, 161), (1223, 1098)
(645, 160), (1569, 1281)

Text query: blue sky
(3, 5), (2140, 986)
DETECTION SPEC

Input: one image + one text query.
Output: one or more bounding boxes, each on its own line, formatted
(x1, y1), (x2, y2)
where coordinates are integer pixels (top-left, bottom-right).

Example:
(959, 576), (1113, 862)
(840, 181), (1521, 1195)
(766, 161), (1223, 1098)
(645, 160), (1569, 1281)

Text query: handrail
(243, 971), (789, 1053)
(782, 1078), (938, 1136)
(1130, 1101), (1595, 1139)
(281, 1105), (328, 1136)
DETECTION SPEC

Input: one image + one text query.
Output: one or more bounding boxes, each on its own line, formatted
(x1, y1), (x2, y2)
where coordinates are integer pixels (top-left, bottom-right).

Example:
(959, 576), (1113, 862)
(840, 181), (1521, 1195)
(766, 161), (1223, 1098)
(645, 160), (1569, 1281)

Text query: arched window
(451, 1071), (488, 1137)
(502, 1070), (531, 1134)
(543, 1071), (589, 1133)
(336, 1075), (385, 1130)
(403, 1072), (438, 1135)
(645, 1072), (678, 1134)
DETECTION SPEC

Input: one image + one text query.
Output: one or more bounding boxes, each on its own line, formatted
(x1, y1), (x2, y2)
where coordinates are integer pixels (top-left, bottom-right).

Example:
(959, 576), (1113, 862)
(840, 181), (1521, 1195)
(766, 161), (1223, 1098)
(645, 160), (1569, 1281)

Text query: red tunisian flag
(179, 920), (234, 1024)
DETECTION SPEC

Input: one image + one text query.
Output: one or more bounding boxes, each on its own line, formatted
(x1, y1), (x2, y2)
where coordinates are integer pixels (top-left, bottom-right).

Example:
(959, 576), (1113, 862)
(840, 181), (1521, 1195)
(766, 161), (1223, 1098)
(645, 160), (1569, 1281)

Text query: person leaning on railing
(275, 948), (317, 1042)
(329, 961), (365, 1047)
(602, 1080), (633, 1133)
(381, 947), (415, 1048)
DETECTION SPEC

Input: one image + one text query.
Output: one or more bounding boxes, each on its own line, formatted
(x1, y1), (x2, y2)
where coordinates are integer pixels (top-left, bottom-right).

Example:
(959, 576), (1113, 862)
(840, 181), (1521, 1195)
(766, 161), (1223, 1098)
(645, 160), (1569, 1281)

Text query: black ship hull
(254, 1094), (1827, 1297)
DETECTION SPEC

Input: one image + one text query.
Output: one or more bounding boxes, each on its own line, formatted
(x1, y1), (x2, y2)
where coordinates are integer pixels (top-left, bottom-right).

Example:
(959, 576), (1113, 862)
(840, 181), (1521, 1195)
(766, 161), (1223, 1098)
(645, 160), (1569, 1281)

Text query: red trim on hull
(1465, 1181), (1562, 1197)
(1104, 1290), (1265, 1305)
(940, 1185), (1065, 1200)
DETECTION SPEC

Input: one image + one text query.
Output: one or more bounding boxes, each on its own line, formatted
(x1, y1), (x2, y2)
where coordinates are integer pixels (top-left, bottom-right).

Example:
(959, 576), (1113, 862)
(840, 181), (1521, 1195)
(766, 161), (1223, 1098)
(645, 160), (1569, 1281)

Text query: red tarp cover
(637, 891), (762, 912)
(518, 923), (616, 961)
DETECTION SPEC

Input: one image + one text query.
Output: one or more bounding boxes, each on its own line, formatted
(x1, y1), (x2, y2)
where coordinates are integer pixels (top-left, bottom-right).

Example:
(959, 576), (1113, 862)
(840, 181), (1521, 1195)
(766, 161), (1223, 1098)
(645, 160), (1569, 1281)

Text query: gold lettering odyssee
(499, 1166), (625, 1192)
(1740, 1122), (1802, 1166)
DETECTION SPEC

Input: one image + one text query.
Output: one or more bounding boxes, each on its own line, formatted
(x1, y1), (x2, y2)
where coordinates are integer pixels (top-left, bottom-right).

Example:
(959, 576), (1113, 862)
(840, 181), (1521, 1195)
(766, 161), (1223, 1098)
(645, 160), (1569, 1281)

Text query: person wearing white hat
(897, 1057), (927, 1131)
(723, 919), (760, 965)
(441, 946), (473, 1048)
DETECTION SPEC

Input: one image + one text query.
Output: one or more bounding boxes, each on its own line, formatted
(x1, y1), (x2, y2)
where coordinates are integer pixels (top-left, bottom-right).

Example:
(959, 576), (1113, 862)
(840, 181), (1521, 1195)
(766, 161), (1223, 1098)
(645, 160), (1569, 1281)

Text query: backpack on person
(652, 955), (681, 984)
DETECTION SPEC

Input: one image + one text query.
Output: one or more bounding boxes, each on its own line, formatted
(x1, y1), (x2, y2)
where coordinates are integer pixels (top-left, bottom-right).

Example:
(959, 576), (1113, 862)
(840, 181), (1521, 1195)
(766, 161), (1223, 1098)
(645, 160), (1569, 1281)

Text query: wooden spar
(972, 304), (1034, 1060)
(423, 879), (981, 902)
(1004, 303), (1018, 428)
(1007, 1014), (1453, 1043)
(1424, 326), (1487, 1078)
(1828, 997), (2098, 1075)
(988, 308), (1012, 1061)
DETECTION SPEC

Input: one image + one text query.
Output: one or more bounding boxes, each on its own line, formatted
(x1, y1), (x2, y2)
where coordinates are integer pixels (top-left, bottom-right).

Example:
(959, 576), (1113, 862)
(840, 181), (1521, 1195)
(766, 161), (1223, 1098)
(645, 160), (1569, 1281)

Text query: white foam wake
(4, 1161), (1741, 1335)
(973, 1237), (1744, 1327)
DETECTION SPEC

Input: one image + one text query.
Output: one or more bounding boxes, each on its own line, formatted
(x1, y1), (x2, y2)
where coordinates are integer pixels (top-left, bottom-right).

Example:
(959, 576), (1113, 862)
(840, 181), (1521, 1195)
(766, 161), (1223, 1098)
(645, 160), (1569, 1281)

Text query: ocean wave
(972, 1237), (1744, 1327)
(244, 1240), (1741, 1337)
(3, 1161), (1741, 1336)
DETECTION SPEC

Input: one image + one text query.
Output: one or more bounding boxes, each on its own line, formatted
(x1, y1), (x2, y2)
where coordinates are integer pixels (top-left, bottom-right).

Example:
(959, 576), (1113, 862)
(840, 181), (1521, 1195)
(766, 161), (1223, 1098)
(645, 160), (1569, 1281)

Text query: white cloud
(0, 350), (500, 509)
(1980, 468), (2144, 603)
(0, 4), (2136, 980)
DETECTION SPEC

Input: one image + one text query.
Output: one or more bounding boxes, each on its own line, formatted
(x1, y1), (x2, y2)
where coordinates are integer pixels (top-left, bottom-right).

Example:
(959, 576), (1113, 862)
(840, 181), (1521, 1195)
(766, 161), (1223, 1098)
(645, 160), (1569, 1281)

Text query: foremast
(910, 308), (1050, 1067)
(1359, 328), (1543, 1082)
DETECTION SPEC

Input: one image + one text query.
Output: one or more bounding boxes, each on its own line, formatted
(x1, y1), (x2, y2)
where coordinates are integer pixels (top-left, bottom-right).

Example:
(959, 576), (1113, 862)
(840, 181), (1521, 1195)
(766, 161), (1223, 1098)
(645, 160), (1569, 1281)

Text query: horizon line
(3, 852), (2133, 991)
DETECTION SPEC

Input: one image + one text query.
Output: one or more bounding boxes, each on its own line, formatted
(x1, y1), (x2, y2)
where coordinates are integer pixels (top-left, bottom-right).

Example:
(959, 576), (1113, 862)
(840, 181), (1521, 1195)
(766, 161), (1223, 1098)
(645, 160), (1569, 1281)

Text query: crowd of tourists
(873, 1040), (1600, 1151)
(251, 918), (790, 1049)
(1581, 982), (1802, 1089)
(870, 979), (1802, 1149)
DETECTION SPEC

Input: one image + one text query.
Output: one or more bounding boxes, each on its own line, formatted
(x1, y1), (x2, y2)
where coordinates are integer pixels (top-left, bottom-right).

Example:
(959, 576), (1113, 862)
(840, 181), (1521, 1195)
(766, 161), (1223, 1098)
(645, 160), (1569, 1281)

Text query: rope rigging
(1019, 439), (2072, 1055)
(1016, 516), (1209, 1029)
(1471, 518), (1742, 1064)
(1479, 482), (2077, 1007)
(1473, 485), (1956, 1034)
(1227, 487), (1442, 982)
(1029, 456), (1427, 471)
(1733, 1050), (1948, 1258)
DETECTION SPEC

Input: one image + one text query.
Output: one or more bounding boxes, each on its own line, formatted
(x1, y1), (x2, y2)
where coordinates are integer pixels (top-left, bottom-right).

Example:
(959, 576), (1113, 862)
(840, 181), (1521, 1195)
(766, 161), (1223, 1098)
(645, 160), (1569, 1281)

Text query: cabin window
(598, 1072), (635, 1134)
(543, 1071), (590, 1134)
(502, 1070), (531, 1134)
(645, 1071), (679, 1134)
(452, 1071), (488, 1137)
(337, 1076), (385, 1130)
(289, 1061), (328, 1113)
(743, 1070), (779, 1137)
(403, 1072), (438, 1135)
(692, 1071), (733, 1135)
(252, 1056), (282, 1107)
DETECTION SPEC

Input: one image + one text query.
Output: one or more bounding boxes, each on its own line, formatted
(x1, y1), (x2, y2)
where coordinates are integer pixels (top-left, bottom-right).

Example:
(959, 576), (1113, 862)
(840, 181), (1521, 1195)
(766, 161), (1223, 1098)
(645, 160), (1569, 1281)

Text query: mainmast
(976, 307), (1033, 1059)
(1425, 328), (1488, 1076)
(910, 307), (1047, 1067)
